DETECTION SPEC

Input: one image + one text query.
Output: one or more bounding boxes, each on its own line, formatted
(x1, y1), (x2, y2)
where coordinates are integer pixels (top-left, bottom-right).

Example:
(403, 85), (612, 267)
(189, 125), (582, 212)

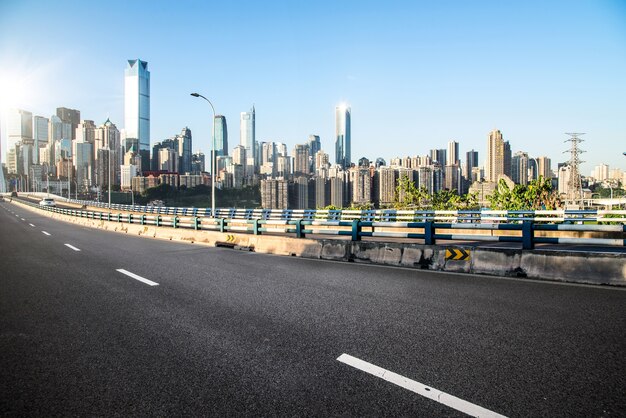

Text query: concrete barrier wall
(15, 200), (626, 287)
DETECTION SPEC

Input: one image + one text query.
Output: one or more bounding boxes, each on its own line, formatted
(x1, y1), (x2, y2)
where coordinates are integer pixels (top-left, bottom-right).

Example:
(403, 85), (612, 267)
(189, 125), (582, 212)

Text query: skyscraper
(537, 156), (552, 179)
(240, 107), (255, 176)
(33, 115), (49, 164)
(212, 115), (228, 176)
(56, 107), (80, 140)
(177, 127), (192, 174)
(447, 140), (459, 166)
(465, 150), (479, 181)
(8, 109), (33, 150)
(292, 144), (310, 176)
(335, 105), (351, 169)
(124, 59), (150, 171)
(486, 129), (505, 182)
(512, 151), (529, 185)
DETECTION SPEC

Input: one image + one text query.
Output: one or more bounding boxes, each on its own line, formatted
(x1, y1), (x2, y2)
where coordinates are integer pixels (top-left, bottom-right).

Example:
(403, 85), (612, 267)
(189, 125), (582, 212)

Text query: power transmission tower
(564, 133), (585, 207)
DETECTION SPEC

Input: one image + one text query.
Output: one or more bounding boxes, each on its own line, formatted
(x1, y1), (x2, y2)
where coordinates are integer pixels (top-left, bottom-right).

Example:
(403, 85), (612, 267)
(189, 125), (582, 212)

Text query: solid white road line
(116, 269), (159, 287)
(42, 231), (51, 236)
(64, 243), (81, 252)
(337, 353), (507, 418)
(29, 223), (35, 227)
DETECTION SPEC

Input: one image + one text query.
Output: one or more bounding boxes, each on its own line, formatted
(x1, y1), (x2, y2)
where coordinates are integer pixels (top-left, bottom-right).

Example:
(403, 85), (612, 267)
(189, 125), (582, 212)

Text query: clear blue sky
(1, 0), (625, 175)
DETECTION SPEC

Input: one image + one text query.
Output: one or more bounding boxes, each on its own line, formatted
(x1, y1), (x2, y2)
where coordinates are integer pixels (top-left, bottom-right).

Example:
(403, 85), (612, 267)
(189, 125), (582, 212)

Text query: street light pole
(191, 92), (217, 217)
(108, 148), (112, 209)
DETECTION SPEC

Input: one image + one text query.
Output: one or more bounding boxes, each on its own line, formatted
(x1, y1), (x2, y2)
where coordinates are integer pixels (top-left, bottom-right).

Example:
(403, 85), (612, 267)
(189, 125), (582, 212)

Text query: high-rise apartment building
(465, 150), (479, 180)
(593, 163), (609, 181)
(537, 156), (552, 179)
(240, 106), (255, 176)
(512, 151), (529, 185)
(335, 105), (351, 169)
(486, 129), (505, 182)
(95, 119), (121, 186)
(447, 140), (459, 166)
(192, 151), (205, 173)
(292, 144), (310, 176)
(378, 167), (397, 205)
(124, 59), (150, 171)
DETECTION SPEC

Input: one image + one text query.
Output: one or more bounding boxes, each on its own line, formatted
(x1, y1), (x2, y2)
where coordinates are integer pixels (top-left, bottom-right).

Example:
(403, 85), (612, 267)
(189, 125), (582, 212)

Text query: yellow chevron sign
(445, 248), (470, 261)
(226, 234), (236, 243)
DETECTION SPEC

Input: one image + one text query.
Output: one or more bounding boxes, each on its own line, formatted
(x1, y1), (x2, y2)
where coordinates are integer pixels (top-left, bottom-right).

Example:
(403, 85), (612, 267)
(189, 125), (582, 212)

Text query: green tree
(394, 175), (428, 209)
(488, 176), (559, 210)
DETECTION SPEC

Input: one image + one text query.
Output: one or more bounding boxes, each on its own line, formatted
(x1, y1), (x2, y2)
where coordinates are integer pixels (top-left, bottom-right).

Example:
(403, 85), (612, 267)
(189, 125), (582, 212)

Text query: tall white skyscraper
(335, 104), (351, 169)
(447, 140), (459, 166)
(124, 59), (150, 171)
(240, 106), (255, 176)
(8, 108), (33, 150)
(486, 129), (505, 182)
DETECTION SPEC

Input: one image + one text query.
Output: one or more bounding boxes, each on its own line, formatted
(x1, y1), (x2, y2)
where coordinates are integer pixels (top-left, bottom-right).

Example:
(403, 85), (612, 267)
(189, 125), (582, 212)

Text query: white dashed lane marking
(64, 244), (81, 252)
(337, 354), (507, 418)
(116, 269), (159, 287)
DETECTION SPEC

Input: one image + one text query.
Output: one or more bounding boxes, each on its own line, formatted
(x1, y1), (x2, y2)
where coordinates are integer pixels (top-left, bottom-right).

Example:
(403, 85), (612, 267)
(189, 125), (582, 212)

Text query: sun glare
(0, 70), (33, 112)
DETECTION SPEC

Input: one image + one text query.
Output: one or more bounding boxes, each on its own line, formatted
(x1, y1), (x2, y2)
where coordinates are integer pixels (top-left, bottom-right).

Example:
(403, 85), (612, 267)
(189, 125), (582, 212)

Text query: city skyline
(1, 1), (625, 174)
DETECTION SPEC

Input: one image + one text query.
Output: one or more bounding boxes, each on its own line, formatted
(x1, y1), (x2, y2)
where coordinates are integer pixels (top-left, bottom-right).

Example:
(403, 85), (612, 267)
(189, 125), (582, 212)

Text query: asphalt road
(1, 200), (625, 417)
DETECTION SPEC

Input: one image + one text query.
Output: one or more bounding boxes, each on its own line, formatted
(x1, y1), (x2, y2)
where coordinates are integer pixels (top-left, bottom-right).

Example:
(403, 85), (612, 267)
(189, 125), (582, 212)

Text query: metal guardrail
(18, 199), (626, 250)
(66, 199), (626, 224)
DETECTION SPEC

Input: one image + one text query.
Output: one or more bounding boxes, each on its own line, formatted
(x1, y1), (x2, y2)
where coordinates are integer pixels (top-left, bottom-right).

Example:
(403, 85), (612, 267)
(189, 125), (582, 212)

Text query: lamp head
(191, 93), (200, 97)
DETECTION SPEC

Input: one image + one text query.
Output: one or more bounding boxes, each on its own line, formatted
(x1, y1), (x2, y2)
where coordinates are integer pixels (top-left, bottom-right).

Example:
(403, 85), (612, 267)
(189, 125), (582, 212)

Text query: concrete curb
(15, 201), (626, 287)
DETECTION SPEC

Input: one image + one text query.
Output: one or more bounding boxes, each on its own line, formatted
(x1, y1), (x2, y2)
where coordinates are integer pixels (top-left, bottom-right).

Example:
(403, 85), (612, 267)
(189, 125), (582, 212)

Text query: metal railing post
(351, 219), (361, 241)
(522, 221), (534, 250)
(295, 219), (304, 238)
(425, 221), (435, 245)
(254, 219), (261, 236)
(219, 218), (225, 233)
(193, 217), (200, 230)
(173, 216), (178, 228)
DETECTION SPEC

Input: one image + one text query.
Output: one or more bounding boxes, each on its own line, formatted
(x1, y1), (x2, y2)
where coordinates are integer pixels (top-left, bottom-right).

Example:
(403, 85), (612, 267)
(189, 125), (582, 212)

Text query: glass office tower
(124, 59), (150, 171)
(335, 105), (351, 169)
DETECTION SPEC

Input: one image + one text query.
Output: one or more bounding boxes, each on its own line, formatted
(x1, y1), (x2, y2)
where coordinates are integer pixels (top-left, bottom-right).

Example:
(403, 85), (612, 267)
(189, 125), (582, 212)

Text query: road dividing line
(64, 244), (81, 252)
(29, 223), (35, 227)
(21, 218), (25, 221)
(116, 269), (159, 286)
(42, 231), (51, 236)
(337, 354), (506, 418)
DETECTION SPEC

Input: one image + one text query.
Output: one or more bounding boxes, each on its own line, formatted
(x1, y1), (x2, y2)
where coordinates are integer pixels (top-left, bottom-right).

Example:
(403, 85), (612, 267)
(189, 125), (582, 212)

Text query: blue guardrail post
(296, 219), (304, 238)
(351, 219), (361, 241)
(425, 221), (435, 245)
(522, 221), (534, 250)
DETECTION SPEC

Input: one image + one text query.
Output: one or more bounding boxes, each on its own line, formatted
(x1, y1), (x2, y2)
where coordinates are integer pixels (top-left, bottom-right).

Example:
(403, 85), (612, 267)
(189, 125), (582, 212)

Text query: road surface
(1, 200), (625, 416)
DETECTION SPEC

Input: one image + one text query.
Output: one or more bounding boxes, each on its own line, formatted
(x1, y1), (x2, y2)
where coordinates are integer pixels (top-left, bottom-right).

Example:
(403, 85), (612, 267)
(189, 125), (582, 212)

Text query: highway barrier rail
(16, 198), (626, 250)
